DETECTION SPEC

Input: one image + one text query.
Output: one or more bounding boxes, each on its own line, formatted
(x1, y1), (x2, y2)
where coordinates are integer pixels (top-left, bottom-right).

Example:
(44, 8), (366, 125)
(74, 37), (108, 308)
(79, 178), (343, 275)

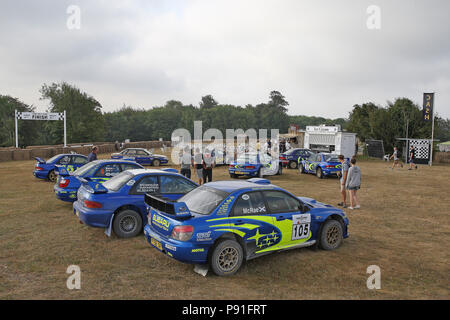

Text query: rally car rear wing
(78, 177), (108, 194)
(34, 157), (46, 164)
(145, 194), (191, 219)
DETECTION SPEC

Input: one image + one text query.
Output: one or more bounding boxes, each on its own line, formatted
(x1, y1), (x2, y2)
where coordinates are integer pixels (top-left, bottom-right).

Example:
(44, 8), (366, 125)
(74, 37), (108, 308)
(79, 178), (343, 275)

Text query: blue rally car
(299, 153), (342, 179)
(33, 154), (88, 182)
(73, 169), (198, 238)
(144, 178), (349, 276)
(53, 160), (144, 202)
(111, 148), (169, 166)
(229, 152), (282, 178)
(280, 148), (314, 169)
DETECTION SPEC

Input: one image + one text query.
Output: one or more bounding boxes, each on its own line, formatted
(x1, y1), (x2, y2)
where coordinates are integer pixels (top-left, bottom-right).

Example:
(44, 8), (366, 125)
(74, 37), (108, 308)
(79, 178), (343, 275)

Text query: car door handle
(234, 220), (245, 225)
(276, 216), (286, 221)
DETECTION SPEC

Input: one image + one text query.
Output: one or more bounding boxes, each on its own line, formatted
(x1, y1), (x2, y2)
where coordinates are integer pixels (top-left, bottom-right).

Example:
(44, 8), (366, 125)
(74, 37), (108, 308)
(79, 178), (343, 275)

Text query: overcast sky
(1, 0), (449, 119)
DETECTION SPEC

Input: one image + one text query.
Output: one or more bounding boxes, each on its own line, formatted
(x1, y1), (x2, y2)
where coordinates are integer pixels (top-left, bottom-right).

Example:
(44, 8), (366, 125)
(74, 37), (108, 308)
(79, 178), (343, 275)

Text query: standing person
(87, 146), (98, 162)
(390, 147), (403, 169)
(337, 155), (350, 208)
(408, 145), (418, 170)
(202, 148), (215, 183)
(179, 147), (193, 179)
(193, 148), (203, 185)
(346, 157), (361, 210)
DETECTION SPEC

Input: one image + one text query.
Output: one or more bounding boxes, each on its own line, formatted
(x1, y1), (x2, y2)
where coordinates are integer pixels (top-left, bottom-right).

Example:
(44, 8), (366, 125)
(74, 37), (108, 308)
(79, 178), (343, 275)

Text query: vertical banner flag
(423, 93), (434, 121)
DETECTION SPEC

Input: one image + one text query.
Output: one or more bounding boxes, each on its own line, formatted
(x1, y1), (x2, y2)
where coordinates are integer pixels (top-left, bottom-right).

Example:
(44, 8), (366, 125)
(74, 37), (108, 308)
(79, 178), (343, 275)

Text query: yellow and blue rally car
(144, 178), (349, 276)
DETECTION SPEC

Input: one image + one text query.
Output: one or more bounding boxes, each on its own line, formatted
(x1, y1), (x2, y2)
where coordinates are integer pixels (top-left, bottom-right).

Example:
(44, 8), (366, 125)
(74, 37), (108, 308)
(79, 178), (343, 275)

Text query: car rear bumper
(144, 224), (209, 264)
(73, 201), (113, 228)
(228, 168), (258, 177)
(33, 170), (48, 179)
(54, 185), (78, 202)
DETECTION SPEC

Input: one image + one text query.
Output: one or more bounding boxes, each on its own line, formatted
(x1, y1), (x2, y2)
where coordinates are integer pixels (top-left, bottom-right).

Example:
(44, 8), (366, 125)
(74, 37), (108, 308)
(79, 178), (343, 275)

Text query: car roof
(126, 168), (177, 176)
(204, 180), (275, 193)
(89, 159), (142, 165)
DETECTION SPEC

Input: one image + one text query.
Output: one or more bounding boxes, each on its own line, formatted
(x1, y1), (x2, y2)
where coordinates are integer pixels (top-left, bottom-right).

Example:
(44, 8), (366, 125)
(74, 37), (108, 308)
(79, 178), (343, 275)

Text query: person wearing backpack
(346, 157), (361, 210)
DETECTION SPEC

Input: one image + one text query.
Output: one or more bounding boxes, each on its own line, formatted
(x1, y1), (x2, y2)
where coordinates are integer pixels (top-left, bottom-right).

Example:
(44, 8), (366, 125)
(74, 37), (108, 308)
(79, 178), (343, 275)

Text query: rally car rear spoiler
(34, 157), (46, 164)
(78, 177), (108, 194)
(145, 194), (191, 219)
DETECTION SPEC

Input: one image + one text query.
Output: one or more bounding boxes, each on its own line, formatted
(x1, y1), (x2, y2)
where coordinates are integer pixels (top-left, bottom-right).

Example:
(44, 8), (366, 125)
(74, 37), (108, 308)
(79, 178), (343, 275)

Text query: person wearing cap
(88, 146), (98, 162)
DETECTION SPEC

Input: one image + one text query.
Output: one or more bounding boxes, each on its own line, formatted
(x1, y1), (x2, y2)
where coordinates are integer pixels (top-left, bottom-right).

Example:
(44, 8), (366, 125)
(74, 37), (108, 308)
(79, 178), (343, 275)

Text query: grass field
(0, 152), (449, 299)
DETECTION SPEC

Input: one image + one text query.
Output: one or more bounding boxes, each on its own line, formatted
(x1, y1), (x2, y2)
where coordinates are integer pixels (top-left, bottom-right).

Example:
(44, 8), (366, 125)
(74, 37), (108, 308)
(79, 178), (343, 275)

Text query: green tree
(0, 95), (42, 147)
(40, 82), (105, 144)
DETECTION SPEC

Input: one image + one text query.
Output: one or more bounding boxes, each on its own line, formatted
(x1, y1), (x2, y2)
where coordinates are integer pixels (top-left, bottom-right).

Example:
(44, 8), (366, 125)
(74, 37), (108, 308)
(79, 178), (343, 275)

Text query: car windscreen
(284, 149), (297, 155)
(236, 154), (258, 164)
(323, 155), (339, 162)
(73, 162), (97, 176)
(102, 171), (134, 192)
(177, 186), (229, 215)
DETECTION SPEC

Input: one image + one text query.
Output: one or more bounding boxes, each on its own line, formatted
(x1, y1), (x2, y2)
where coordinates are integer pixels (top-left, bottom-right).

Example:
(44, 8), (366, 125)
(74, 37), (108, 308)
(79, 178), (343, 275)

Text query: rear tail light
(35, 166), (43, 171)
(325, 165), (335, 168)
(171, 225), (194, 241)
(59, 178), (69, 188)
(245, 166), (255, 169)
(280, 156), (286, 160)
(84, 200), (102, 209)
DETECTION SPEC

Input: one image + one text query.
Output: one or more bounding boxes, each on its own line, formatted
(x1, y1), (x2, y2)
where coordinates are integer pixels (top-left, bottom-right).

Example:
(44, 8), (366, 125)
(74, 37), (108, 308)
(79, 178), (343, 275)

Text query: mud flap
(105, 214), (114, 237)
(194, 264), (209, 277)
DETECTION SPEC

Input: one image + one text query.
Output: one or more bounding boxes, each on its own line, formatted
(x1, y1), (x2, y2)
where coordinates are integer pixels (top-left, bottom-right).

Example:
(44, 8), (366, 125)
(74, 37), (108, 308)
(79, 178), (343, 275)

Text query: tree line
(1, 82), (449, 153)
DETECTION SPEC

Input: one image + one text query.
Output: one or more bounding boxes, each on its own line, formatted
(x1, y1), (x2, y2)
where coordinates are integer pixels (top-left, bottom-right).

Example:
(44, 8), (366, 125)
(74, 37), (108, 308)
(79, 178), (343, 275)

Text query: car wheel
(152, 159), (160, 167)
(210, 239), (244, 276)
(48, 170), (57, 182)
(319, 220), (343, 250)
(113, 209), (143, 238)
(289, 161), (297, 169)
(316, 167), (323, 179)
(230, 173), (237, 179)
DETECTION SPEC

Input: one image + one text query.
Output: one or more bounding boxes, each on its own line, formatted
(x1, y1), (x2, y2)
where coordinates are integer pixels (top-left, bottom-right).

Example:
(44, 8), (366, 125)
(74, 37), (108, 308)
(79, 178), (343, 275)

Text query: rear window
(102, 171), (134, 192)
(177, 186), (229, 215)
(323, 155), (339, 162)
(73, 162), (97, 176)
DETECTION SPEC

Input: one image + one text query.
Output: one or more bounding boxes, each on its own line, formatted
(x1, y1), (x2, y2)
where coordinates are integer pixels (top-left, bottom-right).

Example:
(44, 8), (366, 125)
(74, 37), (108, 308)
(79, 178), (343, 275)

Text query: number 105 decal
(291, 214), (311, 240)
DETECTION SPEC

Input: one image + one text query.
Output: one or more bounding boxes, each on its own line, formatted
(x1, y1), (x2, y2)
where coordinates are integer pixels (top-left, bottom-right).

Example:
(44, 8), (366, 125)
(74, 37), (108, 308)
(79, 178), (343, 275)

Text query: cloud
(0, 0), (449, 118)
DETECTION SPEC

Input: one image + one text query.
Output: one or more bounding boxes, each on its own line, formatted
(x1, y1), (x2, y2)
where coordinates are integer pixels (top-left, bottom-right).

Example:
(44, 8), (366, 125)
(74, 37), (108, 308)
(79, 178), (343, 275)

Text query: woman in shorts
(345, 157), (361, 210)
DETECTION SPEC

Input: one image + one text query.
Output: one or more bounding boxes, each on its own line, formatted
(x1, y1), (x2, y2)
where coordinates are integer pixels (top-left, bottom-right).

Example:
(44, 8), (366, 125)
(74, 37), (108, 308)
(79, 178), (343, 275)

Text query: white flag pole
(64, 110), (67, 148)
(429, 93), (435, 166)
(15, 110), (19, 148)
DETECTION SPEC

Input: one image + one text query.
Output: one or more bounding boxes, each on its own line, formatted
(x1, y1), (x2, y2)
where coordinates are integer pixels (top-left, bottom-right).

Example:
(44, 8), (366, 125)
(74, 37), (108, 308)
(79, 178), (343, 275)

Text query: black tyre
(319, 219), (343, 250)
(113, 209), (143, 238)
(152, 159), (160, 167)
(230, 173), (237, 179)
(210, 239), (244, 276)
(289, 161), (298, 169)
(316, 167), (323, 179)
(48, 170), (57, 182)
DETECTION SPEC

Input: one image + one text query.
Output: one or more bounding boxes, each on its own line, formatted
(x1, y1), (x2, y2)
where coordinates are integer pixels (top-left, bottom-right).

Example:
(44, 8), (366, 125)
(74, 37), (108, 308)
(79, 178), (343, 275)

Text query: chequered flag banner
(17, 112), (64, 121)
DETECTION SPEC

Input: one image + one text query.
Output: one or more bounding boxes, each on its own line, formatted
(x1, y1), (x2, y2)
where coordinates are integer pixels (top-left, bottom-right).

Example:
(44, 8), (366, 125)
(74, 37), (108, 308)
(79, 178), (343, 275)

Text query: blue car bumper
(33, 170), (48, 179)
(54, 185), (78, 202)
(144, 224), (209, 264)
(73, 201), (113, 228)
(229, 168), (259, 177)
(322, 168), (340, 176)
